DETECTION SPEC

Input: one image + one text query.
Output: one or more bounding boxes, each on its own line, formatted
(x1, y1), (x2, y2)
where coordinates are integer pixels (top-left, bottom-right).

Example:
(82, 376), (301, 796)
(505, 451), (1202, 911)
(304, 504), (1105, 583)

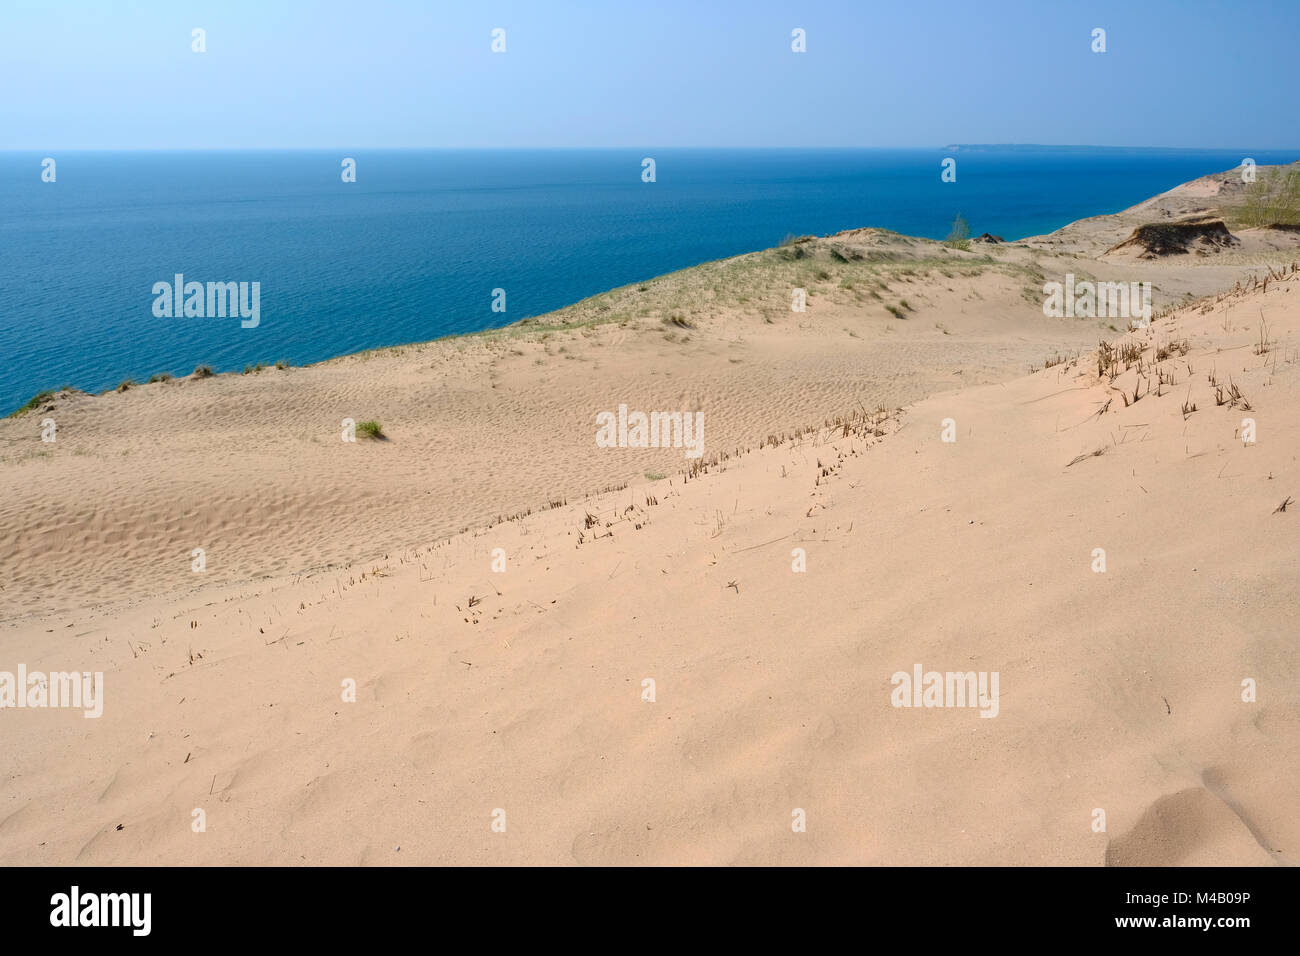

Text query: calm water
(2, 147), (1295, 412)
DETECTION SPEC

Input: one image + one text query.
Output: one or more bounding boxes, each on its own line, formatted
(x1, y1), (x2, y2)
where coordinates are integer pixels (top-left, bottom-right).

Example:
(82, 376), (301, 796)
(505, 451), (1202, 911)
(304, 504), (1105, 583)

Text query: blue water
(2, 147), (1295, 413)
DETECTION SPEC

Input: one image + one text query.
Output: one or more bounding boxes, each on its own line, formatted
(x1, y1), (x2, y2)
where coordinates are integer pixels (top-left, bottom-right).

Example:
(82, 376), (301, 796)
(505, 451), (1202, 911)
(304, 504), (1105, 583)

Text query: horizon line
(4, 144), (1299, 154)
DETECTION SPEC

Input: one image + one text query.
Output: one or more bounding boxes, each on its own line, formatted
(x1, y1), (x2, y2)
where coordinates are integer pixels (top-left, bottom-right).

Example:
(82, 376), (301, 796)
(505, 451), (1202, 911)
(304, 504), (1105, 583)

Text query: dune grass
(1237, 167), (1300, 228)
(7, 388), (66, 418)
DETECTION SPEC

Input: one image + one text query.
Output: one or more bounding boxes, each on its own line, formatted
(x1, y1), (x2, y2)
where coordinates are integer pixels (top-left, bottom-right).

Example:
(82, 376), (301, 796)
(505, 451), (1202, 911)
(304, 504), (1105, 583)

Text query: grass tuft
(7, 387), (72, 418)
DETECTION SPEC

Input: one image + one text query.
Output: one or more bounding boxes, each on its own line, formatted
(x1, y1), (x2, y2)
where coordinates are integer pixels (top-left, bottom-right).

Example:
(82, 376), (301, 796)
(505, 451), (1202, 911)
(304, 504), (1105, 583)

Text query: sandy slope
(1, 170), (1297, 865)
(2, 232), (1107, 618)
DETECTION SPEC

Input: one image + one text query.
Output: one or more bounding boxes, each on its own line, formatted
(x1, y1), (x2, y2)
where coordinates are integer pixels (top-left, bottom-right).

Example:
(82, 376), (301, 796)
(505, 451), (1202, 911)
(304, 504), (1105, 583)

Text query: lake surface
(2, 146), (1294, 412)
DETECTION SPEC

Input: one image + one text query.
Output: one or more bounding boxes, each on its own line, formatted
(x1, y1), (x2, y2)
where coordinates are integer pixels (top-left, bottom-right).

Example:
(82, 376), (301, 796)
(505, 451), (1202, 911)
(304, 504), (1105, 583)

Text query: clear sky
(2, 0), (1297, 150)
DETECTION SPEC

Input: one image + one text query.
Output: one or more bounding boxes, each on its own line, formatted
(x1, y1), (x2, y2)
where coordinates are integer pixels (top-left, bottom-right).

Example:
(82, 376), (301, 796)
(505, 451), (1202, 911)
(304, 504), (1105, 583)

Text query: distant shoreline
(5, 144), (1299, 153)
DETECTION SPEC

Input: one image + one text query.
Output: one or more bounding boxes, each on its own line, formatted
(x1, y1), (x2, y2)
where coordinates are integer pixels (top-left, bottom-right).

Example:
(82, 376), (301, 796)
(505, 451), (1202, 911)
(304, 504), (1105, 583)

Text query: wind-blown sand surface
(1, 167), (1297, 865)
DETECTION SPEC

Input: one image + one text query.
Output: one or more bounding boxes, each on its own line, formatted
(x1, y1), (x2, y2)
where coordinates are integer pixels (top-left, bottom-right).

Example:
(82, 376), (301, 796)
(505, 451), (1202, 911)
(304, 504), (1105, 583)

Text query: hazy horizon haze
(2, 0), (1297, 150)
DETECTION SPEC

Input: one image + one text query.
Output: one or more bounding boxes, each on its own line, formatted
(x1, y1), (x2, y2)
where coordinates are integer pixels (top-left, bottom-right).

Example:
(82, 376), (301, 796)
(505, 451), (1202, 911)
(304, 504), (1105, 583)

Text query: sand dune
(1, 170), (1297, 865)
(3, 229), (1109, 618)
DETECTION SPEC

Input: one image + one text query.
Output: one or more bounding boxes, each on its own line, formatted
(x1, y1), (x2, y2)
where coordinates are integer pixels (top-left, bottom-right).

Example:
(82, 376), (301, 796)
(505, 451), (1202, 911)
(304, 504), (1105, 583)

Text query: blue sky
(2, 0), (1297, 149)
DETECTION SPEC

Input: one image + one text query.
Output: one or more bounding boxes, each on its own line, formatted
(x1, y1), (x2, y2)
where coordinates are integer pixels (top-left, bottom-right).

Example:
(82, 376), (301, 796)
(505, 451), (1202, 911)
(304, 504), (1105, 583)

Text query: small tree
(944, 212), (971, 250)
